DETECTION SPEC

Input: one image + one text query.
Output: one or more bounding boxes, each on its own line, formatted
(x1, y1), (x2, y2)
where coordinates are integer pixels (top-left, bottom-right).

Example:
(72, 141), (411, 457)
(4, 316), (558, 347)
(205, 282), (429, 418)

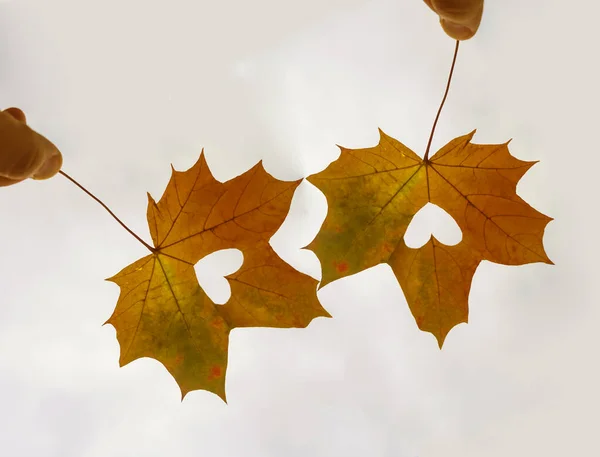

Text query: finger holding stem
(423, 0), (484, 40)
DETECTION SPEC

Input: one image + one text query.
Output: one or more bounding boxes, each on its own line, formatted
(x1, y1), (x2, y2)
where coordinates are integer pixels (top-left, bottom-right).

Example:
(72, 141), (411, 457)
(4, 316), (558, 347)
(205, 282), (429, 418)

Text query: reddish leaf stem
(59, 170), (156, 253)
(424, 40), (460, 162)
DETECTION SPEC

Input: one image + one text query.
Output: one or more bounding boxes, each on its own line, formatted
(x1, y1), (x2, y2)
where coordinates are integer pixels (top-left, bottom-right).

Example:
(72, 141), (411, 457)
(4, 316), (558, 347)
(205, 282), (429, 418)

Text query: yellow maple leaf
(106, 154), (330, 400)
(307, 130), (552, 346)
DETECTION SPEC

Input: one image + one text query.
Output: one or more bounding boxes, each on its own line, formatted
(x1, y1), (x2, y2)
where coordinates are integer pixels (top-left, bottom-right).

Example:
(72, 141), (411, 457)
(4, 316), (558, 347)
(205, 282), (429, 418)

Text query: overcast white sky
(0, 0), (598, 456)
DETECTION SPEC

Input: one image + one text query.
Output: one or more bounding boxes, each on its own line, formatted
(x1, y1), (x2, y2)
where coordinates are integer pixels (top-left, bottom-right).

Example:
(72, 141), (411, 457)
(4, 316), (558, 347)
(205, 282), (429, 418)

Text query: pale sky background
(0, 0), (598, 456)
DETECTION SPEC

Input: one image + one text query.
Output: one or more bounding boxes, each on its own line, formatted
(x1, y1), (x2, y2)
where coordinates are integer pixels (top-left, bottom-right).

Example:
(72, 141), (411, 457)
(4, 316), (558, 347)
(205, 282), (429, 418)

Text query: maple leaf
(106, 153), (330, 401)
(307, 130), (552, 346)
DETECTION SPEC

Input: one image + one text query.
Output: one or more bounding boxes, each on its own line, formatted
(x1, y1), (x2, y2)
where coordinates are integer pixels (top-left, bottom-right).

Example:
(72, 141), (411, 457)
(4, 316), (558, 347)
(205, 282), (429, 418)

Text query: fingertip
(4, 107), (27, 123)
(32, 148), (63, 180)
(440, 19), (475, 40)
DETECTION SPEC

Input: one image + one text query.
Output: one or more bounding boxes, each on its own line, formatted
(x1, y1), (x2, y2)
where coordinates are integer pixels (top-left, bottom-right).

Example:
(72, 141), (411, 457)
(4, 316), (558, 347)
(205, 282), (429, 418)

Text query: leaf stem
(59, 170), (156, 253)
(424, 40), (460, 162)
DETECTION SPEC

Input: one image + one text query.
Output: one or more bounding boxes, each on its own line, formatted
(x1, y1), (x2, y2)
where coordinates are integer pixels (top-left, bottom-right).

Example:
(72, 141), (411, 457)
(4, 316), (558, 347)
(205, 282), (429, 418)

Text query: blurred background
(0, 0), (597, 456)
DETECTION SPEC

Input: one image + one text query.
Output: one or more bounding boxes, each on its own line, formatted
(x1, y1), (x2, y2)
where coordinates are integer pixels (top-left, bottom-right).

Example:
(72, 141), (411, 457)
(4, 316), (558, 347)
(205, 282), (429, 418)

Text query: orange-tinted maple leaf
(307, 130), (552, 346)
(106, 153), (329, 400)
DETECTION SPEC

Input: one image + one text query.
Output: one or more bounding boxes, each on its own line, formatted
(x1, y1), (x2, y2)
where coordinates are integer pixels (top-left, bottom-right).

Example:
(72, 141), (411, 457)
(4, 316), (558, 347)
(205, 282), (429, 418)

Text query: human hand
(423, 0), (484, 40)
(0, 107), (63, 187)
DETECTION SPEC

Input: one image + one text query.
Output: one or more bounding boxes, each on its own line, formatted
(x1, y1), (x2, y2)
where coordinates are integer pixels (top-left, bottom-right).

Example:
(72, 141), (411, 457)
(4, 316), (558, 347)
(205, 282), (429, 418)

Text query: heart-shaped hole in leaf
(403, 202), (462, 248)
(194, 249), (244, 304)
